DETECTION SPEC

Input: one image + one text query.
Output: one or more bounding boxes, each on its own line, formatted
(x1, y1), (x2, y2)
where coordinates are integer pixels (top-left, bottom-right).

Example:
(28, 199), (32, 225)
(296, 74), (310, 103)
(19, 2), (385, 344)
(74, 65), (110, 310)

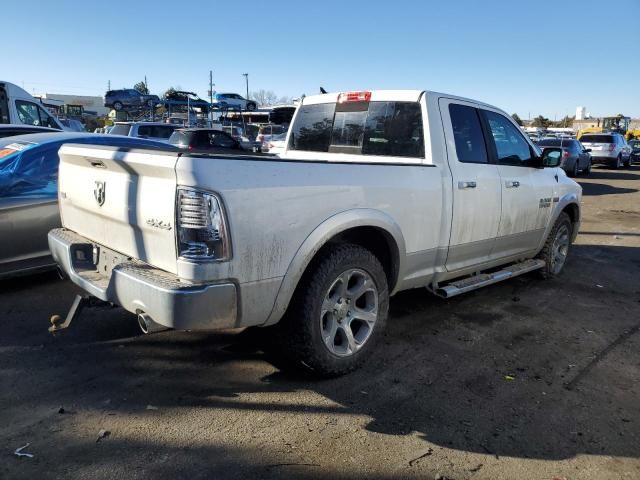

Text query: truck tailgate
(57, 144), (179, 274)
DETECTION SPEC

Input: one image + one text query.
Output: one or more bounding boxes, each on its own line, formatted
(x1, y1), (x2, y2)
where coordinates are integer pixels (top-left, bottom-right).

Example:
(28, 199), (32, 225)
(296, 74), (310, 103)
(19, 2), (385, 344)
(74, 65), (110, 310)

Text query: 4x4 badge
(94, 181), (106, 206)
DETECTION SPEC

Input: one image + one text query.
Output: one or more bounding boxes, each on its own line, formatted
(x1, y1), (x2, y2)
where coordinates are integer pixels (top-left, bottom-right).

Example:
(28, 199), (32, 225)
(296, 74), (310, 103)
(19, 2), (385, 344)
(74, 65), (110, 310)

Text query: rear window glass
(138, 125), (175, 139)
(449, 104), (488, 163)
(538, 139), (575, 147)
(581, 135), (614, 143)
(289, 101), (424, 158)
(109, 124), (131, 136)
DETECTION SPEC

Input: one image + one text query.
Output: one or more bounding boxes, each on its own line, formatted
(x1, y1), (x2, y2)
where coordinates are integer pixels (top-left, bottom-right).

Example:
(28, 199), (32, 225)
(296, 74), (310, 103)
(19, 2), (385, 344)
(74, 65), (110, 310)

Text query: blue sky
(4, 0), (639, 118)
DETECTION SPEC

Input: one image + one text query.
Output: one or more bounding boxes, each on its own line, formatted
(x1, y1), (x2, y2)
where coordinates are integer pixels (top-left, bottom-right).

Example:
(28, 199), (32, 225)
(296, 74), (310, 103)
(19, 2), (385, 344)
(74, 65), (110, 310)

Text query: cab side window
(449, 104), (488, 163)
(483, 110), (533, 167)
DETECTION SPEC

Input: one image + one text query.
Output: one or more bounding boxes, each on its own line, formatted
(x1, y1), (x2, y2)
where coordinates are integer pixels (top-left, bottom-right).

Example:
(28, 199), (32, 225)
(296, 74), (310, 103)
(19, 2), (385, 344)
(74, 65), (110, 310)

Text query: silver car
(580, 133), (632, 169)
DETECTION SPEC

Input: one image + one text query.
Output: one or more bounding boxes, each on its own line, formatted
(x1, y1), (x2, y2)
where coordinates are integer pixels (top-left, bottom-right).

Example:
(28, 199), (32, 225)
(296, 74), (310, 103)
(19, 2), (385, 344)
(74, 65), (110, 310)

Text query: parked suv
(579, 133), (631, 169)
(108, 122), (179, 143)
(537, 138), (592, 177)
(104, 89), (160, 111)
(213, 93), (257, 111)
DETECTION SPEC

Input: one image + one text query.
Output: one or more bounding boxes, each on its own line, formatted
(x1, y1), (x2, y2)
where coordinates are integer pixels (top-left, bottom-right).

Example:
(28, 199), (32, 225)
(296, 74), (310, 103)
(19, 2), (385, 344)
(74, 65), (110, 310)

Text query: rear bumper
(590, 153), (617, 164)
(48, 228), (237, 330)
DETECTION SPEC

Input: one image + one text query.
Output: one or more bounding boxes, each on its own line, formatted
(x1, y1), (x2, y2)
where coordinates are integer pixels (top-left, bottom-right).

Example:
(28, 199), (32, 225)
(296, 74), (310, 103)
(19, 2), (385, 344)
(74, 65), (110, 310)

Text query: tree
(554, 115), (574, 128)
(134, 81), (149, 95)
(511, 113), (523, 126)
(532, 115), (551, 128)
(250, 89), (278, 107)
(163, 87), (187, 101)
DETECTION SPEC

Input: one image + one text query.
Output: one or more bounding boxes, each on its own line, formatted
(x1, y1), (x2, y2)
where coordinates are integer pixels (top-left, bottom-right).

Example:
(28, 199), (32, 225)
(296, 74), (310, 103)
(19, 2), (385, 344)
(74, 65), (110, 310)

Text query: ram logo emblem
(94, 181), (106, 207)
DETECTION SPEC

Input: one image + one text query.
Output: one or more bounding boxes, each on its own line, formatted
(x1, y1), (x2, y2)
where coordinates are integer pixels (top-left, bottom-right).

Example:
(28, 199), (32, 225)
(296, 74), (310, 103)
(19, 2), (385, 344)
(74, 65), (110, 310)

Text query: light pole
(242, 73), (249, 100)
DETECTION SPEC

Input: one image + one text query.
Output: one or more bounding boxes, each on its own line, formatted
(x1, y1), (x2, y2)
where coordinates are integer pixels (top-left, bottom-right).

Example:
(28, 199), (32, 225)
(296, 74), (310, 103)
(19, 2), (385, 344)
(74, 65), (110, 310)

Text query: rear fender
(263, 209), (406, 326)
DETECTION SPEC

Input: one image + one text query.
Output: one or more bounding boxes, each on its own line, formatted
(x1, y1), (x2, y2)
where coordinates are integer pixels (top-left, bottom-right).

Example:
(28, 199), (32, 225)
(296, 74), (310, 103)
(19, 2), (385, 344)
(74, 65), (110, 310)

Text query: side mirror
(541, 147), (562, 168)
(585, 148), (592, 153)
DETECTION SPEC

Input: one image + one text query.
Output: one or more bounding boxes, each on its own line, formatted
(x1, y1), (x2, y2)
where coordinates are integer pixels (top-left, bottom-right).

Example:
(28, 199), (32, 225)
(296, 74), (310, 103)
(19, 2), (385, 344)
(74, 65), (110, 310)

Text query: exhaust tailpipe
(137, 312), (168, 335)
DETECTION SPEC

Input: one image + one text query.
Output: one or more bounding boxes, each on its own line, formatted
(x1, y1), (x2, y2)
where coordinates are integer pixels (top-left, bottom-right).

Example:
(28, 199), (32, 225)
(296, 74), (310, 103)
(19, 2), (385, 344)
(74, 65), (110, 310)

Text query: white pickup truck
(49, 90), (581, 376)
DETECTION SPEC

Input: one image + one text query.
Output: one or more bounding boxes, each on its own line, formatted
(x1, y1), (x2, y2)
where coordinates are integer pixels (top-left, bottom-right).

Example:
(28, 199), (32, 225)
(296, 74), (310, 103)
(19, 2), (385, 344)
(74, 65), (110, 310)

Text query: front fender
(263, 208), (406, 326)
(537, 192), (581, 251)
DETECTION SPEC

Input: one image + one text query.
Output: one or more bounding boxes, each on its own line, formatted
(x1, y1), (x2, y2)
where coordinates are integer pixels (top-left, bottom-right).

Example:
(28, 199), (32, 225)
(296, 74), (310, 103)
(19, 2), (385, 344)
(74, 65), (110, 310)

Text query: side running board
(435, 259), (545, 298)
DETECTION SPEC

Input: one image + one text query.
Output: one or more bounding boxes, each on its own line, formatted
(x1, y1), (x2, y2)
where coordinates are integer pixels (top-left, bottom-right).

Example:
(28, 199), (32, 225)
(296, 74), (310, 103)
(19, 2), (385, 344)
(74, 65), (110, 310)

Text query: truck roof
(301, 89), (498, 111)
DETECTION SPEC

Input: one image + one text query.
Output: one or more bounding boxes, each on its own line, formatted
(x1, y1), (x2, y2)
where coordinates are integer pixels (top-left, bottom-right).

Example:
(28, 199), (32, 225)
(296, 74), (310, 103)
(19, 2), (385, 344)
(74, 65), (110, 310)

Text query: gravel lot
(2, 165), (639, 480)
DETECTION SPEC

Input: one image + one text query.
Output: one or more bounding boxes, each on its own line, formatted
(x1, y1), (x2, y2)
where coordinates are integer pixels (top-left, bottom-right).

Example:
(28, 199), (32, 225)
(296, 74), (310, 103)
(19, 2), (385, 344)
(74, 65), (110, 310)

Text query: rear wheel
(570, 160), (579, 177)
(583, 158), (591, 175)
(275, 244), (389, 377)
(613, 154), (622, 169)
(623, 155), (631, 168)
(537, 212), (572, 279)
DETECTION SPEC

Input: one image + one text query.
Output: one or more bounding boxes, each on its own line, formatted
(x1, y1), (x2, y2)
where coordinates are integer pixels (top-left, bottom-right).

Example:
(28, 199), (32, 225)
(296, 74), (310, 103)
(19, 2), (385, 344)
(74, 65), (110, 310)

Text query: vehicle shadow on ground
(577, 180), (637, 196)
(585, 166), (639, 181)
(2, 245), (639, 477)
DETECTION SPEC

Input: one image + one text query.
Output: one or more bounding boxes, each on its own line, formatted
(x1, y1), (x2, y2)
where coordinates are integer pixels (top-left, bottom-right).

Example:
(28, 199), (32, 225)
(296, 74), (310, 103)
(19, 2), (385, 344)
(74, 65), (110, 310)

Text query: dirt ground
(1, 165), (639, 480)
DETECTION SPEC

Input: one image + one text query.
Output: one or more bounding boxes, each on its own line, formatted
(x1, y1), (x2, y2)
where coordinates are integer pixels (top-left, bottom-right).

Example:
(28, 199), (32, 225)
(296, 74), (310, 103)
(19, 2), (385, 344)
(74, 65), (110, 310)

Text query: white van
(0, 81), (63, 129)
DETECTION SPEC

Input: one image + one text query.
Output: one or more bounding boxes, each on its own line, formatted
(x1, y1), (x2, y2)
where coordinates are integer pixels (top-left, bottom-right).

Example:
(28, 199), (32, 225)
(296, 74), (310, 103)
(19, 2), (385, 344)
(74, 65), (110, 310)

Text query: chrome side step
(436, 259), (545, 298)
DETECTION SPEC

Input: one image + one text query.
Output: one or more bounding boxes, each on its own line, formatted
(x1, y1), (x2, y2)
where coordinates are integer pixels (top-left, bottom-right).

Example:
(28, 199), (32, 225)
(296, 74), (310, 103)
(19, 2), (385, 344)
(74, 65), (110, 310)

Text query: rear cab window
(288, 97), (425, 160)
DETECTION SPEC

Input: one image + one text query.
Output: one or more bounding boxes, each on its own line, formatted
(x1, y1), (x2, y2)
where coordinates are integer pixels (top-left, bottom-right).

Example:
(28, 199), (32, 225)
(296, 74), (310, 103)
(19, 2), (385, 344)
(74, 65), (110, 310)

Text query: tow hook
(49, 295), (111, 333)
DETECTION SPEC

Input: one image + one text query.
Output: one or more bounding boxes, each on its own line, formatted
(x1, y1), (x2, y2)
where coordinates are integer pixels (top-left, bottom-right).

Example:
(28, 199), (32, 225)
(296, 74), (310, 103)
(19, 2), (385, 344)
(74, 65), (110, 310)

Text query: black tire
(569, 160), (579, 177)
(613, 154), (622, 169)
(274, 243), (389, 377)
(113, 101), (123, 111)
(246, 102), (257, 111)
(537, 212), (572, 279)
(623, 155), (631, 168)
(583, 159), (591, 175)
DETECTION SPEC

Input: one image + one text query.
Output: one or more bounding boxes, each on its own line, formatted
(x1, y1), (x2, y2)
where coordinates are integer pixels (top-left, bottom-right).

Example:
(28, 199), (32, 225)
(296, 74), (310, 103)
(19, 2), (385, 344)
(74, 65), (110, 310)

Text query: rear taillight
(337, 91), (371, 103)
(608, 144), (615, 151)
(177, 189), (230, 262)
(563, 150), (570, 159)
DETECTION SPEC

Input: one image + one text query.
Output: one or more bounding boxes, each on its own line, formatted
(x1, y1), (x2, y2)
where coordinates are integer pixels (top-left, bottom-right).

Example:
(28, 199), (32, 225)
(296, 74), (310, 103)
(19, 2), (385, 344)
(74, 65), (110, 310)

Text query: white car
(50, 89), (581, 377)
(107, 122), (179, 143)
(263, 132), (287, 155)
(213, 93), (258, 111)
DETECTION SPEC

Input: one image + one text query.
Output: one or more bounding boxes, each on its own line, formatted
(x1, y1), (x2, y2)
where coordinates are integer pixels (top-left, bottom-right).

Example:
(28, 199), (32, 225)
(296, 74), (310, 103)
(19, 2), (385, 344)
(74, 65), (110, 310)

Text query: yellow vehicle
(578, 115), (640, 141)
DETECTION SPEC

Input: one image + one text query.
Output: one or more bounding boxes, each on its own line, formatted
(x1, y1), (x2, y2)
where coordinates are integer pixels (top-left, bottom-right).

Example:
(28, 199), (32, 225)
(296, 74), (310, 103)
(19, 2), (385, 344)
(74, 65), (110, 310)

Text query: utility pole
(209, 70), (214, 123)
(242, 73), (249, 99)
(108, 80), (111, 91)
(144, 75), (148, 93)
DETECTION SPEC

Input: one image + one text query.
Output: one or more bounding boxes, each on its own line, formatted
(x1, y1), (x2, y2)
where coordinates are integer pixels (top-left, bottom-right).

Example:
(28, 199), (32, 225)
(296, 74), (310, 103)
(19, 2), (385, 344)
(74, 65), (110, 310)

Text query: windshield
(581, 135), (614, 143)
(168, 131), (193, 146)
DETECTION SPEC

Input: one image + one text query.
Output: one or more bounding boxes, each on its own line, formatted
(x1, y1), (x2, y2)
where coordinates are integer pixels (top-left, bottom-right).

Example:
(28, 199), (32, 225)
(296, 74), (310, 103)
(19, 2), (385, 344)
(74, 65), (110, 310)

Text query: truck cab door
(439, 99), (502, 271)
(480, 109), (555, 259)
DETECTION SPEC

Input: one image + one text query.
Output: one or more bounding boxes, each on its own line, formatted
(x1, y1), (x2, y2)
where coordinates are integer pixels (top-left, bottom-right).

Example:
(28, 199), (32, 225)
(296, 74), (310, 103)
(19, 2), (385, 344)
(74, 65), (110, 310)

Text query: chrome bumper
(48, 228), (237, 330)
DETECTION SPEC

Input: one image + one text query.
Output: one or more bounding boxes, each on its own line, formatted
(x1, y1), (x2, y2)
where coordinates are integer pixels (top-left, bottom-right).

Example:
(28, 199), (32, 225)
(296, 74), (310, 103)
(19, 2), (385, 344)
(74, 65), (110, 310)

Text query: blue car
(0, 132), (174, 279)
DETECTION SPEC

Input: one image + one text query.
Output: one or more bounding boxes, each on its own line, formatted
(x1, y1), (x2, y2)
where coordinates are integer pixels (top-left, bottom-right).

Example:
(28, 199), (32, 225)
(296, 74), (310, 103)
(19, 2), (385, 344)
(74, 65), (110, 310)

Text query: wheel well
(562, 203), (579, 227)
(319, 226), (400, 291)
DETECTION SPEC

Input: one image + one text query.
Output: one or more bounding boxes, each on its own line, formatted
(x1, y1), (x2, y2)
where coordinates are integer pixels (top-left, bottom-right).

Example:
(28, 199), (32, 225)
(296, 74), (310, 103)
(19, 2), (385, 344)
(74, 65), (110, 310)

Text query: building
(35, 93), (108, 116)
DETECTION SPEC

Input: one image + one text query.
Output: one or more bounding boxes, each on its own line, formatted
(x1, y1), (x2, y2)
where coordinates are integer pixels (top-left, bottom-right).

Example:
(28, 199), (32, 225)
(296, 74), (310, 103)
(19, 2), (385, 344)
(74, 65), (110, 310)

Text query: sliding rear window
(289, 101), (424, 158)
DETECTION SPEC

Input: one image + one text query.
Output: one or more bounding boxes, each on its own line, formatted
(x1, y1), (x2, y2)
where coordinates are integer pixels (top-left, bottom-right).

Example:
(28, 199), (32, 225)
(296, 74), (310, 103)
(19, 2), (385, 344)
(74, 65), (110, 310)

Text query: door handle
(458, 181), (477, 189)
(505, 180), (520, 188)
